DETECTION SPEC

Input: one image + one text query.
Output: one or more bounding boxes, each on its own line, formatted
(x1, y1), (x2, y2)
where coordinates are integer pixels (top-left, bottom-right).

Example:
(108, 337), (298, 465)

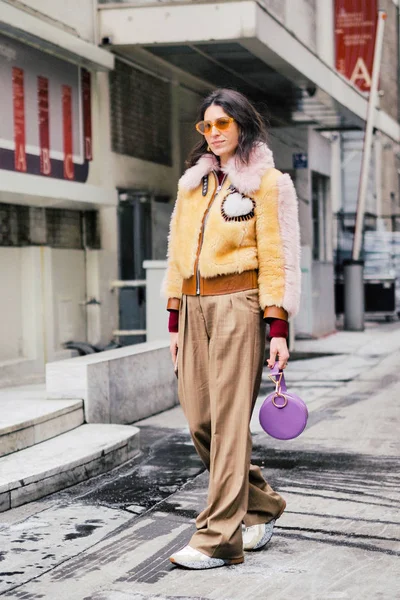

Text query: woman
(163, 89), (301, 569)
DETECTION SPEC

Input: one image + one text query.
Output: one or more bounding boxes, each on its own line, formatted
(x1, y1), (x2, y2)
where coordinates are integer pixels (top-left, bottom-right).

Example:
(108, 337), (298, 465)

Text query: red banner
(12, 67), (27, 172)
(335, 0), (377, 92)
(38, 76), (51, 176)
(62, 85), (74, 180)
(81, 68), (93, 161)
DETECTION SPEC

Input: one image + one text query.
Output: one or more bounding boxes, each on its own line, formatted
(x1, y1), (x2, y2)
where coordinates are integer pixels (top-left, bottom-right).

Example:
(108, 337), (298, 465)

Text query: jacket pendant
(202, 176), (208, 197)
(221, 192), (255, 222)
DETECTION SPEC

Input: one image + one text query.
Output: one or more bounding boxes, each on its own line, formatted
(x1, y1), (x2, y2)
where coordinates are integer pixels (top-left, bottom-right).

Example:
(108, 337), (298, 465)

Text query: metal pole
(352, 10), (387, 260)
(344, 10), (386, 331)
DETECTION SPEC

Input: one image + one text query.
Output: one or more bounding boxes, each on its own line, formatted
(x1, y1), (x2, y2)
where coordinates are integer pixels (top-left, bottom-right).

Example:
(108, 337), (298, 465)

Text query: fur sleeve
(161, 191), (184, 300)
(277, 174), (301, 317)
(255, 171), (301, 317)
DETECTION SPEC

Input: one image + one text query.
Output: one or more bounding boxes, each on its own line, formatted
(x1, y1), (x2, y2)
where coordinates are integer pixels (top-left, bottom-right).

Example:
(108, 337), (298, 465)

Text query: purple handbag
(259, 363), (308, 440)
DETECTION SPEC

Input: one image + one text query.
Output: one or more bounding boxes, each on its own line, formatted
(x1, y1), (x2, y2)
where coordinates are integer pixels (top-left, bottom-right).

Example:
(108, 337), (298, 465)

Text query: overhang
(99, 0), (400, 141)
(0, 170), (118, 210)
(0, 0), (114, 71)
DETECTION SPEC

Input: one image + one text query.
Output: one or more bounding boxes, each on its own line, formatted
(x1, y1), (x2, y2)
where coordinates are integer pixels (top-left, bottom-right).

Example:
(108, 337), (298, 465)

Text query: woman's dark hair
(187, 88), (268, 168)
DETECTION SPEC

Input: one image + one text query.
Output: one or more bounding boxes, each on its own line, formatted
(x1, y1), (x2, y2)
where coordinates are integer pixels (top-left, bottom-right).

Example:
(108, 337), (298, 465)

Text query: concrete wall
(49, 249), (87, 355)
(380, 0), (399, 122)
(0, 248), (23, 362)
(309, 129), (333, 263)
(341, 131), (376, 214)
(312, 262), (336, 337)
(10, 0), (97, 42)
(86, 249), (119, 346)
(316, 0), (334, 66)
(0, 243), (120, 386)
(269, 126), (312, 249)
(285, 0), (317, 52)
(380, 133), (400, 219)
(0, 247), (77, 386)
(259, 0), (285, 22)
(144, 261), (169, 343)
(46, 341), (178, 424)
(309, 129), (331, 178)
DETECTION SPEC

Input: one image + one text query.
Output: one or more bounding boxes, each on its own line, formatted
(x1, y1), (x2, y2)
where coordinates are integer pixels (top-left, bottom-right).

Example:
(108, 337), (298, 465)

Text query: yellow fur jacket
(162, 143), (301, 318)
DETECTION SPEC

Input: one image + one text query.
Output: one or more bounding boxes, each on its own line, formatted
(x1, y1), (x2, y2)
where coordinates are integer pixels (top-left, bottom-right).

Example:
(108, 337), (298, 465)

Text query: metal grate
(0, 203), (29, 246)
(83, 211), (101, 249)
(109, 59), (172, 166)
(46, 209), (83, 249)
(0, 203), (101, 249)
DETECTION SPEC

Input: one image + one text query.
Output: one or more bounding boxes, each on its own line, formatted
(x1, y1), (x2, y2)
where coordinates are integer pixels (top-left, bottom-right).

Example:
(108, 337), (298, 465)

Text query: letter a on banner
(350, 57), (372, 88)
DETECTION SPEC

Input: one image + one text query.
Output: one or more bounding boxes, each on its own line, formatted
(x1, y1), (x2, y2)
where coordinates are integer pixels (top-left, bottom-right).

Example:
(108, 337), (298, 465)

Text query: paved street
(1, 321), (400, 600)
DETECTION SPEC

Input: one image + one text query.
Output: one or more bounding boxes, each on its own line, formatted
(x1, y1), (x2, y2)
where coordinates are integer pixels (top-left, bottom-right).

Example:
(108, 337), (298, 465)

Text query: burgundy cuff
(168, 309), (179, 333)
(269, 318), (288, 339)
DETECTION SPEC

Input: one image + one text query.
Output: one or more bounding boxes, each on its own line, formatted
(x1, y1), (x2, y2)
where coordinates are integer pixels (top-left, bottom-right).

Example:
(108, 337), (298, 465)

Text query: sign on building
(335, 0), (377, 92)
(0, 33), (92, 182)
(293, 153), (308, 169)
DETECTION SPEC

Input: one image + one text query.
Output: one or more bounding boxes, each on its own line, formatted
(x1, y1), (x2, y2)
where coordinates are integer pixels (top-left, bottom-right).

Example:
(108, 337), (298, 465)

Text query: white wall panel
(285, 0), (316, 51)
(0, 248), (23, 361)
(9, 0), (96, 42)
(50, 249), (87, 353)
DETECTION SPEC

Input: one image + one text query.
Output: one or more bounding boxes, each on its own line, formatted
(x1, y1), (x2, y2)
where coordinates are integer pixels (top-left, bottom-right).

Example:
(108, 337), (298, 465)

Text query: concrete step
(0, 423), (140, 512)
(0, 384), (84, 458)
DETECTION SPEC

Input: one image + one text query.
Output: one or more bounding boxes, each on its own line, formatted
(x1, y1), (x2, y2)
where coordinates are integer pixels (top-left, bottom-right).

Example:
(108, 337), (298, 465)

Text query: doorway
(118, 190), (152, 345)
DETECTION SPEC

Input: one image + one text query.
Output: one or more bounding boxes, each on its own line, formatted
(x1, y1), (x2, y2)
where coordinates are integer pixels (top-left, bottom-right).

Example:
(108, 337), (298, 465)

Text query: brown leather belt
(182, 269), (258, 296)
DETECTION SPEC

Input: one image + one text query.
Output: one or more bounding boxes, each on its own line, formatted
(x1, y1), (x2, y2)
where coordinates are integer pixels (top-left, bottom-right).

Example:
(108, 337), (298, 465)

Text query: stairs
(0, 385), (140, 512)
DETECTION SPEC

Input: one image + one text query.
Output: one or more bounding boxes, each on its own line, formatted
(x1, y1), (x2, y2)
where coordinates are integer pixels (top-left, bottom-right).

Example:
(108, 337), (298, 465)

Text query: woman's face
(203, 104), (240, 165)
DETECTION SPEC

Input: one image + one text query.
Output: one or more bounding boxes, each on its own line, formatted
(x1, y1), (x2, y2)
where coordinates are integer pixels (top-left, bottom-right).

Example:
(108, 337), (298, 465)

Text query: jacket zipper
(196, 171), (227, 294)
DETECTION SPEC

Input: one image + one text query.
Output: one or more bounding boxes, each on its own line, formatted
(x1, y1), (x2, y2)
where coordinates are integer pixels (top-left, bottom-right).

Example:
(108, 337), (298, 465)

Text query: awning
(0, 170), (118, 210)
(0, 0), (114, 71)
(99, 0), (400, 140)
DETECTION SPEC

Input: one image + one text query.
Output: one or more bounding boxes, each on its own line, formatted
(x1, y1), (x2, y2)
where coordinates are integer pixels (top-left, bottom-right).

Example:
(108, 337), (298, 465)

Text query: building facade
(98, 0), (400, 338)
(0, 0), (117, 385)
(1, 0), (399, 384)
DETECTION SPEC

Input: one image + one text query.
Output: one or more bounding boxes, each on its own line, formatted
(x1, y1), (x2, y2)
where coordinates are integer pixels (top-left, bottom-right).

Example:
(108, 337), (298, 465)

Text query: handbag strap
(268, 362), (287, 393)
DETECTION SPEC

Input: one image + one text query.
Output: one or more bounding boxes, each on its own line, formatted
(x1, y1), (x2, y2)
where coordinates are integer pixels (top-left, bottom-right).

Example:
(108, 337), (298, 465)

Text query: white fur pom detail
(222, 193), (254, 218)
(179, 154), (218, 190)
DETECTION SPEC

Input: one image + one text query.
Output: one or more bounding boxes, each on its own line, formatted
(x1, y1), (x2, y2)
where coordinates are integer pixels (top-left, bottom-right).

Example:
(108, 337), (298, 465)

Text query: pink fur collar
(179, 143), (275, 195)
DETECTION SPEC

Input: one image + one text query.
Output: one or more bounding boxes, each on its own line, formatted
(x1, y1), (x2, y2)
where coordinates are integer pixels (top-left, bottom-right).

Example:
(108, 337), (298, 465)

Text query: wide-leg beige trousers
(177, 289), (286, 560)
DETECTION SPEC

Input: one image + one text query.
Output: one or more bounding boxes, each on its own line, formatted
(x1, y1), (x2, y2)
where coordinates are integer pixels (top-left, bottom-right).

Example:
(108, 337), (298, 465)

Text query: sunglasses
(195, 117), (234, 135)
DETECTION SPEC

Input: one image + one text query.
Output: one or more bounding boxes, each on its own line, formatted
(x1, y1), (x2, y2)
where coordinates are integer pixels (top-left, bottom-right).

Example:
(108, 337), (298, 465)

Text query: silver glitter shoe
(243, 519), (276, 551)
(170, 545), (244, 569)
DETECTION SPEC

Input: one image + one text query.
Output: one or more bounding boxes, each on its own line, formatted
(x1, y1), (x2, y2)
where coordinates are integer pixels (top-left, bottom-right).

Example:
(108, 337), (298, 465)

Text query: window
(109, 59), (172, 166)
(312, 172), (329, 261)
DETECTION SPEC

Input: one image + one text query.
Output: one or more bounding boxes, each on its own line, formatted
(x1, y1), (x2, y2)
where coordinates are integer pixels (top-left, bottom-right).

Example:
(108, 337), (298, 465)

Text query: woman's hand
(267, 337), (289, 370)
(169, 332), (179, 366)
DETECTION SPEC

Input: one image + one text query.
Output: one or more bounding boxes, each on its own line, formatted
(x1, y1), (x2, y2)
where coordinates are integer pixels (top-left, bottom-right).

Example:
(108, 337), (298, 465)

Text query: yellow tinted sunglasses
(195, 117), (234, 135)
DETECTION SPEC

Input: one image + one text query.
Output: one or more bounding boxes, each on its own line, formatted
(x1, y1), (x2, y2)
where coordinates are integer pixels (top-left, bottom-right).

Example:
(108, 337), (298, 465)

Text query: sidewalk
(0, 321), (400, 600)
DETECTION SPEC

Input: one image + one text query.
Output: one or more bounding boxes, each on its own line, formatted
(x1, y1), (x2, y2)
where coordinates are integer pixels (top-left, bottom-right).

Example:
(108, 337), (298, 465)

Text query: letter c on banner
(65, 154), (74, 180)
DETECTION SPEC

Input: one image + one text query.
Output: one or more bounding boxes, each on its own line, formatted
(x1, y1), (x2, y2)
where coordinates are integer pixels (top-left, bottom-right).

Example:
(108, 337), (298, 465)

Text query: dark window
(46, 209), (83, 249)
(109, 59), (172, 166)
(0, 203), (100, 249)
(83, 211), (101, 249)
(0, 204), (29, 246)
